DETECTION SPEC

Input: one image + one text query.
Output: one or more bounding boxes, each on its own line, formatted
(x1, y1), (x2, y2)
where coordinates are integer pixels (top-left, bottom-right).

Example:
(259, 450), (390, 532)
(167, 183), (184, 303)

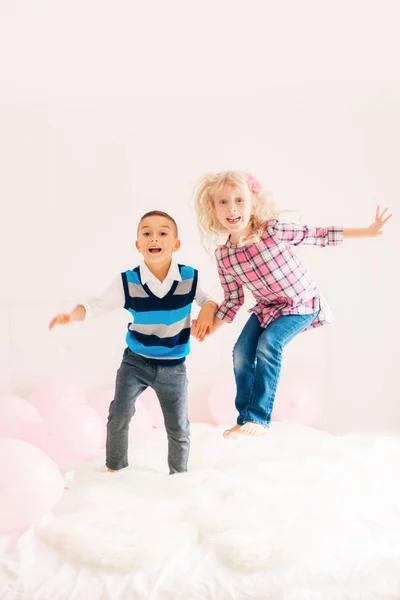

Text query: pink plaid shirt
(215, 219), (344, 331)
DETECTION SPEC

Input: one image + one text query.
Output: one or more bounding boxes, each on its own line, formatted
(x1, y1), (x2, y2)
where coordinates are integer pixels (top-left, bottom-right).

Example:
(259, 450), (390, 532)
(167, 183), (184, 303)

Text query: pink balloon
(273, 378), (322, 426)
(0, 438), (64, 533)
(208, 373), (238, 425)
(29, 377), (86, 415)
(0, 395), (43, 447)
(41, 403), (103, 466)
(88, 387), (114, 422)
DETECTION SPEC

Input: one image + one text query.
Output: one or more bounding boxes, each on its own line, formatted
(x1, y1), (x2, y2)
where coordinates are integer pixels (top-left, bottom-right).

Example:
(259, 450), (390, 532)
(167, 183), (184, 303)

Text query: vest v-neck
(141, 276), (179, 301)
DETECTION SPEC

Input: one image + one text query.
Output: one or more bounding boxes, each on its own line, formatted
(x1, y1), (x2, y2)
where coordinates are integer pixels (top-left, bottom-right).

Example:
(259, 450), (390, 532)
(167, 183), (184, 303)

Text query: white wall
(1, 0), (399, 433)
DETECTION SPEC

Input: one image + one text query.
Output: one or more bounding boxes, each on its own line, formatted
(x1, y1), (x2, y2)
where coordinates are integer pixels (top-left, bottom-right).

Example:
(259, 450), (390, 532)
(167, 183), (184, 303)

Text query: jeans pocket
(123, 347), (132, 359)
(175, 363), (188, 384)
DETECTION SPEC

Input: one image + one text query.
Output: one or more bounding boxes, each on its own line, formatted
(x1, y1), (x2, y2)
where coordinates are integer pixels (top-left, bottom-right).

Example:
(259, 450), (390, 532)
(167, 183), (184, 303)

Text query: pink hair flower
(247, 173), (261, 194)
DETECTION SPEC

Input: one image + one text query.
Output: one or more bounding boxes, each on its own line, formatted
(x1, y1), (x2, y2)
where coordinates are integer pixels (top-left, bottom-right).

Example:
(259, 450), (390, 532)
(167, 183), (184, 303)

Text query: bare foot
(105, 467), (116, 472)
(240, 422), (267, 436)
(223, 424), (242, 439)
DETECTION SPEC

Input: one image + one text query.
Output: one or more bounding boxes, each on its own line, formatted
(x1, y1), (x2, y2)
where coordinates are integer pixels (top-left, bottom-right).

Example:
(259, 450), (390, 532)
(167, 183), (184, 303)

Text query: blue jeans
(106, 349), (190, 473)
(233, 312), (318, 427)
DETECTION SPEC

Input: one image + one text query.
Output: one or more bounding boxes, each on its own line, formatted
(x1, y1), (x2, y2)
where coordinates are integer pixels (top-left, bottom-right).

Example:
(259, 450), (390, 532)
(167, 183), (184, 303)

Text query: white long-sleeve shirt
(84, 260), (215, 319)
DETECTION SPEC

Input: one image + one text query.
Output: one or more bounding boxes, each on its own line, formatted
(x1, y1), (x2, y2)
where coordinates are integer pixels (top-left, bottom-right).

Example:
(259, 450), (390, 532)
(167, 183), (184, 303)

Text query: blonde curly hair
(193, 170), (280, 251)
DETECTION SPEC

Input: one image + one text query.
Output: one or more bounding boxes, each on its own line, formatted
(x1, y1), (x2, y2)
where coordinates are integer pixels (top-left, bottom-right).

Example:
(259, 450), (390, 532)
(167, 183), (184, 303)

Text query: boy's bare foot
(240, 422), (267, 436)
(105, 467), (116, 472)
(222, 424), (242, 439)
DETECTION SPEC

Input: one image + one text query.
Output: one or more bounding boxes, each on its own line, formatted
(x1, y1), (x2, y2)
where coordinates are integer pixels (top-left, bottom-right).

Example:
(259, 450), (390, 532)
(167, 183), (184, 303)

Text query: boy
(49, 211), (217, 473)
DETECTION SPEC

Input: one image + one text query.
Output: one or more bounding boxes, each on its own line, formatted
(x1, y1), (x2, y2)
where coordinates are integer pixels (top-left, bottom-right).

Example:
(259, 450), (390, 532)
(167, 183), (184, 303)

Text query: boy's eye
(160, 232), (167, 236)
(143, 232), (150, 236)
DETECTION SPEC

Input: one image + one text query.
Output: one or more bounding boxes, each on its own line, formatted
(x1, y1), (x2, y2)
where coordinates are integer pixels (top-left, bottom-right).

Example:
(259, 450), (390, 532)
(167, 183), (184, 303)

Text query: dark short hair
(137, 211), (179, 237)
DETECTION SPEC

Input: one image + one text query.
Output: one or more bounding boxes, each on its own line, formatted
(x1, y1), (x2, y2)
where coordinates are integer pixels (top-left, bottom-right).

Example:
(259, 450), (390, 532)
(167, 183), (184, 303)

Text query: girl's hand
(367, 206), (392, 236)
(49, 313), (72, 330)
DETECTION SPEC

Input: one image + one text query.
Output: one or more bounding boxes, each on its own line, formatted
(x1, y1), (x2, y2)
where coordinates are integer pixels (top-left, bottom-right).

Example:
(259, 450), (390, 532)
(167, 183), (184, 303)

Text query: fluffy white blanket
(1, 422), (400, 600)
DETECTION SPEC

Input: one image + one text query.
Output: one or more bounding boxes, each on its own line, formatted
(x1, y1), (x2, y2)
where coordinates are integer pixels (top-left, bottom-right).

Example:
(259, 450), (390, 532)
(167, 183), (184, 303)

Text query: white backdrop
(0, 0), (399, 433)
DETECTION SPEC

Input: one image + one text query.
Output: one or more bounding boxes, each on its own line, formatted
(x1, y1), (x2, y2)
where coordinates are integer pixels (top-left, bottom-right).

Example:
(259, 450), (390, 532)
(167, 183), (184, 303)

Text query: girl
(192, 171), (391, 439)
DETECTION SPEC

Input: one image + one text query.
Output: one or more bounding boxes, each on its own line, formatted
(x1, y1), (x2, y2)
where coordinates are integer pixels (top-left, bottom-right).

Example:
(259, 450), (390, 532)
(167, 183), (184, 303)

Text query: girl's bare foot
(222, 424), (242, 439)
(240, 422), (267, 436)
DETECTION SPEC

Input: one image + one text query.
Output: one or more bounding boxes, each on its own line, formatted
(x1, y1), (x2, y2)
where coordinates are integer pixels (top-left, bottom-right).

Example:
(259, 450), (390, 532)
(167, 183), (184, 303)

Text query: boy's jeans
(233, 312), (319, 427)
(106, 348), (190, 473)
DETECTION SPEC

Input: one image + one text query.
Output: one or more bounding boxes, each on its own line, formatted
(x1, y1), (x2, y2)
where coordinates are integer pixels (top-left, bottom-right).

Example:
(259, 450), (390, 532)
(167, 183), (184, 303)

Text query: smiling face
(135, 215), (181, 266)
(212, 183), (254, 243)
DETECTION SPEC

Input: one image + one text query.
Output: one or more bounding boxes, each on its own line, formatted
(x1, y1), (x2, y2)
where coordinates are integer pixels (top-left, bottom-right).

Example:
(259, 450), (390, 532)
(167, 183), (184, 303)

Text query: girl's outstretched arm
(343, 206), (392, 238)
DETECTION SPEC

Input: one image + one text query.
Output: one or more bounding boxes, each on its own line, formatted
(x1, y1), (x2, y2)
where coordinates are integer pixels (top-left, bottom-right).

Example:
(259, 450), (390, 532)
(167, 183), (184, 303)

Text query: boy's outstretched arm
(343, 206), (392, 238)
(49, 275), (125, 330)
(49, 305), (86, 330)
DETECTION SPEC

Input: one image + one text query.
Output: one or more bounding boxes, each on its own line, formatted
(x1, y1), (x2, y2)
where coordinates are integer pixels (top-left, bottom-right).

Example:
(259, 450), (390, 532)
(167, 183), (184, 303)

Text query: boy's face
(135, 216), (180, 265)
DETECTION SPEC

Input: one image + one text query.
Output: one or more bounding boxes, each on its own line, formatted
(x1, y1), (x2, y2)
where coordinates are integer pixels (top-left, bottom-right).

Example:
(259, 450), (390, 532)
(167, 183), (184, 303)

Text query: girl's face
(213, 184), (254, 243)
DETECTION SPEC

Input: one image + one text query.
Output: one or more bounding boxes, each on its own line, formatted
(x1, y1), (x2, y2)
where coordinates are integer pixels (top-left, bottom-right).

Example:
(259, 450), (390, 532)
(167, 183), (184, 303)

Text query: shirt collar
(140, 260), (182, 285)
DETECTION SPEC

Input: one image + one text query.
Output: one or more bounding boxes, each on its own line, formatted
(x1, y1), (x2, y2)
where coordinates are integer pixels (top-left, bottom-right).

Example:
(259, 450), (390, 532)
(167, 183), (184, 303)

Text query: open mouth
(148, 247), (162, 254)
(227, 216), (241, 225)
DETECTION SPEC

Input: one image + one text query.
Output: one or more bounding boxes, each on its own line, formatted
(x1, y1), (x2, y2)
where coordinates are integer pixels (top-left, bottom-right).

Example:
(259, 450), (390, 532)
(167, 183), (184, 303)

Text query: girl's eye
(219, 199), (227, 205)
(236, 197), (244, 203)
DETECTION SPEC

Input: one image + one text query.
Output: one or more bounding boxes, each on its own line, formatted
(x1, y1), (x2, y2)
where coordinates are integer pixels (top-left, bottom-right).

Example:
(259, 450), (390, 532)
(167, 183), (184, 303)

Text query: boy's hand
(192, 319), (211, 342)
(191, 302), (217, 342)
(49, 305), (86, 330)
(191, 319), (211, 342)
(49, 313), (72, 330)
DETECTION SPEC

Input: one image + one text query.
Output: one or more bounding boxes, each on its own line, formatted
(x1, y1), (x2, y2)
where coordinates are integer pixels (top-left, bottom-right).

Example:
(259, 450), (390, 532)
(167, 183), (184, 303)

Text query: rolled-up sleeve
(214, 264), (244, 323)
(194, 274), (219, 307)
(267, 220), (343, 247)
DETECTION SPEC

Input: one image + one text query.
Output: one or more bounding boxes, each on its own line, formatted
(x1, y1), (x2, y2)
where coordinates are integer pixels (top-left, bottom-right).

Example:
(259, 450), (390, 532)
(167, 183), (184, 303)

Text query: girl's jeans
(106, 348), (190, 473)
(233, 311), (318, 427)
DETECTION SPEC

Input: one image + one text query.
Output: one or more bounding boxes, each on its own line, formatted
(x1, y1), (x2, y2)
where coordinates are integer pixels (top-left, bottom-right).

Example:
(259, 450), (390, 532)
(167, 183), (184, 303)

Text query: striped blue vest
(121, 264), (198, 365)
